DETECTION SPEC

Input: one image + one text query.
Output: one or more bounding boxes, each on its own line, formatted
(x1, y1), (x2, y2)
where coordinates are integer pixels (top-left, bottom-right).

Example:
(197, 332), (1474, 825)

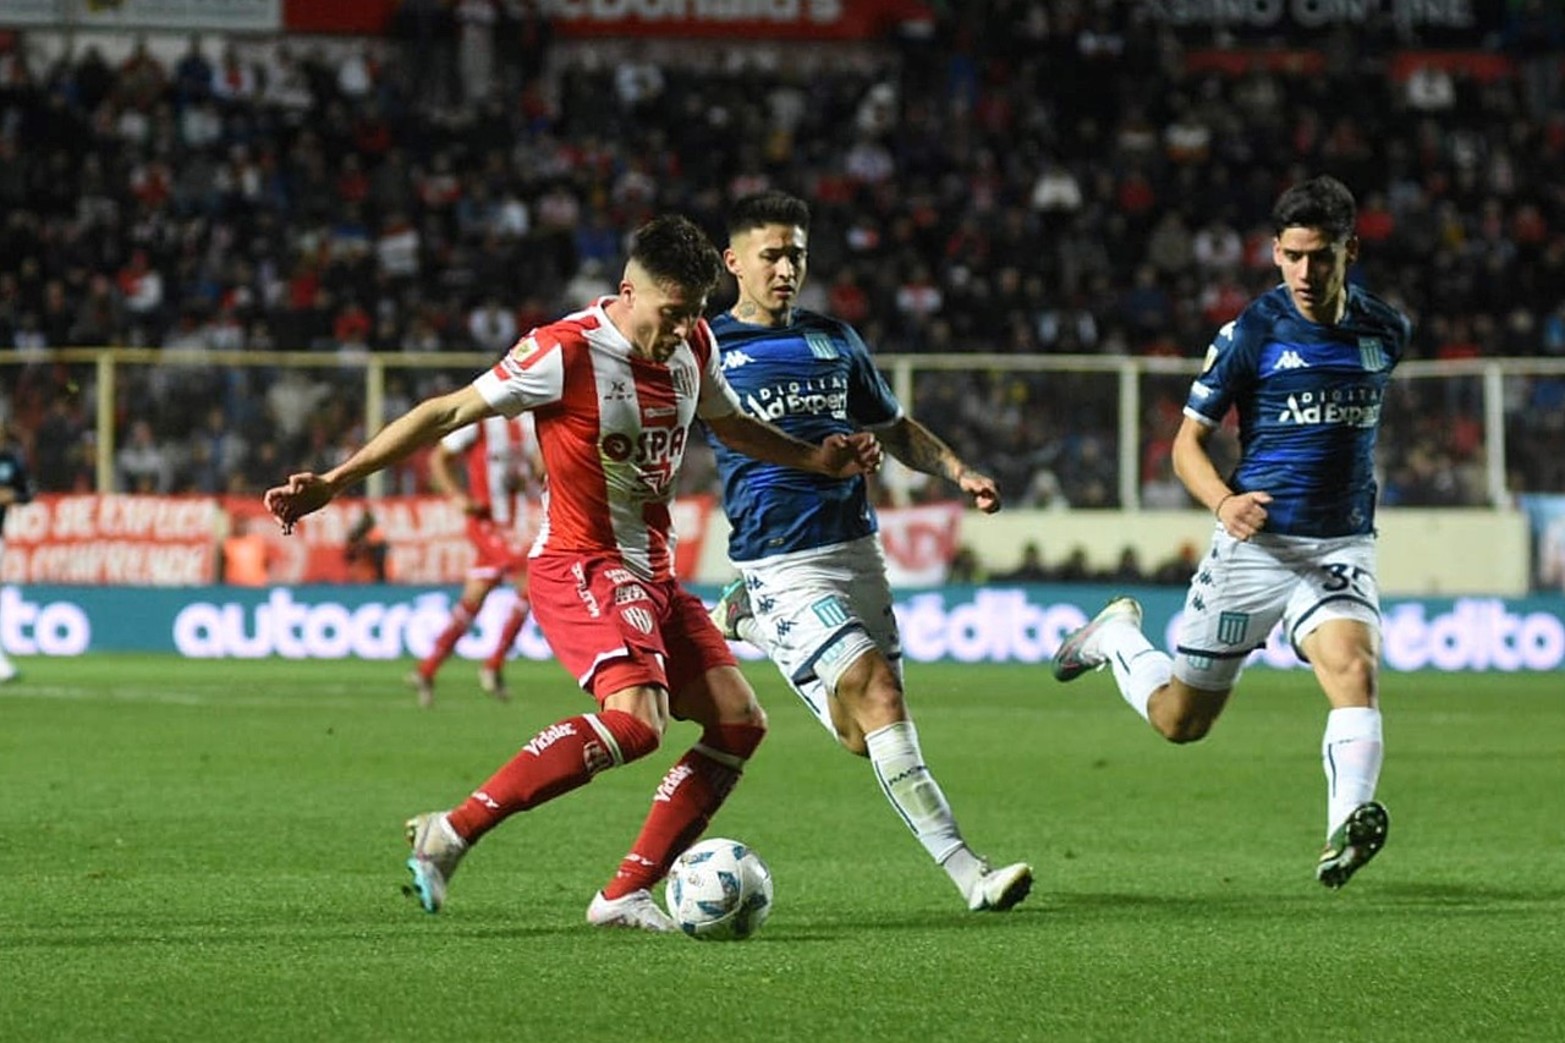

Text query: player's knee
(1331, 650), (1378, 696)
(1158, 716), (1214, 744)
(1151, 680), (1229, 744)
(727, 696), (768, 733)
(836, 658), (904, 728)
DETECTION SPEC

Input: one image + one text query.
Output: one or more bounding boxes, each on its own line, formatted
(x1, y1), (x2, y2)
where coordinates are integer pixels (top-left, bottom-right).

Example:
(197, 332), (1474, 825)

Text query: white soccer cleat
(404, 812), (467, 914)
(709, 578), (753, 642)
(405, 671), (435, 709)
(1052, 596), (1144, 682)
(477, 666), (511, 702)
(586, 888), (678, 933)
(967, 861), (1034, 912)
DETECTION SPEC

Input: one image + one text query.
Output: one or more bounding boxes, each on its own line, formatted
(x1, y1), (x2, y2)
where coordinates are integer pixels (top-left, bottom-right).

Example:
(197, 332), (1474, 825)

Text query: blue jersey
(1184, 284), (1411, 538)
(0, 446), (33, 531)
(706, 309), (901, 562)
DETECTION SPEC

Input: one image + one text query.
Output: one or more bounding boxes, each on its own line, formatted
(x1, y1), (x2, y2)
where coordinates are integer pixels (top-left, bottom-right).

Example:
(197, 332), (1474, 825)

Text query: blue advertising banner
(5, 584), (1563, 672)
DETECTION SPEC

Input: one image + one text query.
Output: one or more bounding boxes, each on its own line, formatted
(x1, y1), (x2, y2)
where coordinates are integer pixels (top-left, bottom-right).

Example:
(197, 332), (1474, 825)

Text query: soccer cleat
(405, 670), (434, 709)
(1052, 596), (1143, 682)
(477, 666), (511, 702)
(403, 811), (467, 913)
(709, 578), (753, 642)
(586, 889), (678, 933)
(1316, 800), (1390, 890)
(967, 861), (1034, 912)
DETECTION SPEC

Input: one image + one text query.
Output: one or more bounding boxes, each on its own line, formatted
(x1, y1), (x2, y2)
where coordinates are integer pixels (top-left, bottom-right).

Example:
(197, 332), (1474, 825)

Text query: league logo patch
(508, 336), (545, 369)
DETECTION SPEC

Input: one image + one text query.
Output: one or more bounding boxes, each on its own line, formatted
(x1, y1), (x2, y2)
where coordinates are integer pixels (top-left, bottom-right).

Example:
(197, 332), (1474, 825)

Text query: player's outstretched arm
(878, 416), (1001, 513)
(265, 386), (494, 534)
(706, 412), (882, 478)
(1172, 415), (1270, 540)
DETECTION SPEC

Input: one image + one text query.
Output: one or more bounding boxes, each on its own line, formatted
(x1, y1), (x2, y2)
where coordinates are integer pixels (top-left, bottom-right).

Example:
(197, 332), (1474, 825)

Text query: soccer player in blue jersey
(706, 190), (1032, 912)
(0, 422), (34, 683)
(1053, 175), (1412, 889)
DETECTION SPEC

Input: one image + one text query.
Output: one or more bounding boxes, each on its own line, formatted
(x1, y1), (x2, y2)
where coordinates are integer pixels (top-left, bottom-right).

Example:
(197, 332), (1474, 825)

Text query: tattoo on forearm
(887, 424), (959, 480)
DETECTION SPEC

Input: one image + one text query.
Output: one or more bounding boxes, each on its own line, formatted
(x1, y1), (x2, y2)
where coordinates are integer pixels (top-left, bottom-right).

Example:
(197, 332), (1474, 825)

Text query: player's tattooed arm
(880, 417), (1001, 513)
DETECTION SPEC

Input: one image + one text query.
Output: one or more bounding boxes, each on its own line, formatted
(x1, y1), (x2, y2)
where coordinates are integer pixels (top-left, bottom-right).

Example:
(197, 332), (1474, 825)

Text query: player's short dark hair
(727, 190), (812, 238)
(1272, 175), (1357, 241)
(629, 214), (723, 295)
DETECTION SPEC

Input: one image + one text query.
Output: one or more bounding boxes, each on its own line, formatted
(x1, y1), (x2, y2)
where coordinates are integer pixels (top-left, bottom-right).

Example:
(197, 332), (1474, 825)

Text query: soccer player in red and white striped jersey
(405, 412), (541, 707)
(266, 215), (881, 930)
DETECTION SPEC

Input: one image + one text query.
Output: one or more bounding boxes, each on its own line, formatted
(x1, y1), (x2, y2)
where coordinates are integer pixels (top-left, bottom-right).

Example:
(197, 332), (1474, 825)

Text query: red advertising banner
(2, 493), (716, 587)
(281, 0), (394, 34)
(2, 495), (221, 585)
(878, 501), (962, 587)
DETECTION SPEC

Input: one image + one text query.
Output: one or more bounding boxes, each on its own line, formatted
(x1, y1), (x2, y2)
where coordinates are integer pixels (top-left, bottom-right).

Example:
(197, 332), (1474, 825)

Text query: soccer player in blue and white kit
(706, 191), (1032, 912)
(1053, 175), (1411, 889)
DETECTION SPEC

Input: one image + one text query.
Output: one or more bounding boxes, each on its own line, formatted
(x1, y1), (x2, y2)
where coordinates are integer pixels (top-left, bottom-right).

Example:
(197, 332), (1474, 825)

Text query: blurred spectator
(994, 540), (1052, 583)
(947, 544), (981, 584)
(0, 13), (1560, 503)
(343, 509), (391, 583)
(218, 513), (272, 586)
(1151, 541), (1200, 586)
(1104, 546), (1147, 586)
(116, 418), (172, 492)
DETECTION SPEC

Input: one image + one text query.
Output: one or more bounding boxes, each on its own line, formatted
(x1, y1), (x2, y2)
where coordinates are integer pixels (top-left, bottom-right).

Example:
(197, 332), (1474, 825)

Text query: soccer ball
(664, 837), (773, 941)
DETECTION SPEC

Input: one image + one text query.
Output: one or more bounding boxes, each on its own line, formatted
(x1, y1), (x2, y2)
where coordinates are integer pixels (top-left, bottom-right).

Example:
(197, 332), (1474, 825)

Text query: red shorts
(467, 515), (530, 581)
(527, 552), (736, 701)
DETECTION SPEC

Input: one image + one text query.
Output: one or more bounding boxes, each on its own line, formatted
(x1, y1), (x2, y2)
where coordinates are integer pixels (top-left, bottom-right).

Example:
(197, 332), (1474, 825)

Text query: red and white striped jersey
(472, 298), (741, 581)
(437, 413), (540, 531)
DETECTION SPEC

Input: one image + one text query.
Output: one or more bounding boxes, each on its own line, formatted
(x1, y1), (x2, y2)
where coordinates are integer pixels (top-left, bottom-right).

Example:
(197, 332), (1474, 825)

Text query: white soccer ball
(664, 837), (773, 941)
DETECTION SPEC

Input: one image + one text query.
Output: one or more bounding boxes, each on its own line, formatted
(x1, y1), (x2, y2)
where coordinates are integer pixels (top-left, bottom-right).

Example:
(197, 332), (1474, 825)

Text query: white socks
(1322, 706), (1383, 836)
(864, 720), (975, 890)
(1098, 620), (1170, 723)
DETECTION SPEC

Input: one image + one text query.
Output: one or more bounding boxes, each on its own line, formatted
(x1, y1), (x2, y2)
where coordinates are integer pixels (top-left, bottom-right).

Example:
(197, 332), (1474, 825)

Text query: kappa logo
(1273, 349), (1310, 371)
(722, 350), (757, 371)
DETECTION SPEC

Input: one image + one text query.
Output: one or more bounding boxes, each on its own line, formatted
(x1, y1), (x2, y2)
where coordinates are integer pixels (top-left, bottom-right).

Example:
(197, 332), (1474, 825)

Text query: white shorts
(735, 535), (901, 735)
(1173, 525), (1380, 691)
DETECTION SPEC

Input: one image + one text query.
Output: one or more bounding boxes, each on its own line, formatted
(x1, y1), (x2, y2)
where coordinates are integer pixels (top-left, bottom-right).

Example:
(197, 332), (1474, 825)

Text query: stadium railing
(3, 348), (1563, 505)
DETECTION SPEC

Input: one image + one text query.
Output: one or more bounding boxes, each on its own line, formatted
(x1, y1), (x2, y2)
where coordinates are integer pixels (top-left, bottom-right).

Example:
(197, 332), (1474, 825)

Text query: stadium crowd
(1, 0), (1562, 504)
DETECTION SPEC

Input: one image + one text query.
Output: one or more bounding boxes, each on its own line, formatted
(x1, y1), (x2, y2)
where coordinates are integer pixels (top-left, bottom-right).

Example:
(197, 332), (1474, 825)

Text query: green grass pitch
(3, 655), (1562, 1042)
